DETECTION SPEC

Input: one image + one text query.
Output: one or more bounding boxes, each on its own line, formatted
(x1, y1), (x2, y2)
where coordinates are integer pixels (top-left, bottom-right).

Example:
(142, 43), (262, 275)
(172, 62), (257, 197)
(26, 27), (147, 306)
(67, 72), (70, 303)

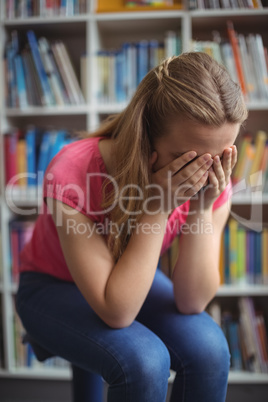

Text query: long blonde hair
(90, 52), (248, 261)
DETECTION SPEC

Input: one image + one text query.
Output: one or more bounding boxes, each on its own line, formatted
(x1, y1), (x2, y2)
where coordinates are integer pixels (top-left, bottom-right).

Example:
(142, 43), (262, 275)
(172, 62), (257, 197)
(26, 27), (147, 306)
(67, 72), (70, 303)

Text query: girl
(16, 52), (248, 402)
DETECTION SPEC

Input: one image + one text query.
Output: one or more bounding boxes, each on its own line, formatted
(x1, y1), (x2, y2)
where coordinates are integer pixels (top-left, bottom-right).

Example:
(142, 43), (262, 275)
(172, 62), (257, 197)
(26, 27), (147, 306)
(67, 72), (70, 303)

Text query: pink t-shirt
(20, 136), (232, 282)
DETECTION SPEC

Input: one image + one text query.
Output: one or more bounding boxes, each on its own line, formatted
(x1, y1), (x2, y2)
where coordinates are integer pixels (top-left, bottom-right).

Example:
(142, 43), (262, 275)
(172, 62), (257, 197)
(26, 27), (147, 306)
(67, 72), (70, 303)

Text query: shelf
(95, 10), (184, 20)
(4, 101), (268, 117)
(5, 105), (89, 117)
(0, 366), (71, 380)
(3, 15), (89, 26)
(231, 192), (268, 205)
(190, 9), (268, 19)
(190, 9), (268, 33)
(0, 366), (267, 383)
(169, 369), (268, 384)
(94, 102), (128, 114)
(217, 284), (268, 297)
(246, 101), (268, 111)
(228, 370), (268, 384)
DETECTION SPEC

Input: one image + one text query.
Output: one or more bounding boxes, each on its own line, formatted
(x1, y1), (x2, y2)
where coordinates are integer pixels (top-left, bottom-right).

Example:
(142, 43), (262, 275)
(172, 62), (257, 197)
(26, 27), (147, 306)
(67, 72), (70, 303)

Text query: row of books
(232, 131), (268, 187)
(125, 0), (174, 5)
(5, 0), (87, 18)
(220, 219), (268, 285)
(188, 0), (266, 9)
(4, 127), (75, 188)
(208, 297), (268, 373)
(4, 30), (85, 108)
(190, 21), (268, 102)
(13, 306), (69, 369)
(97, 31), (181, 103)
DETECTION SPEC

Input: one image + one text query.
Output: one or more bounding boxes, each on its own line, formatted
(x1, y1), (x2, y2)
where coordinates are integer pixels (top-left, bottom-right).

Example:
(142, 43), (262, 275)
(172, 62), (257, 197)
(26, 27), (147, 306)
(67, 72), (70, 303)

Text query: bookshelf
(0, 0), (268, 393)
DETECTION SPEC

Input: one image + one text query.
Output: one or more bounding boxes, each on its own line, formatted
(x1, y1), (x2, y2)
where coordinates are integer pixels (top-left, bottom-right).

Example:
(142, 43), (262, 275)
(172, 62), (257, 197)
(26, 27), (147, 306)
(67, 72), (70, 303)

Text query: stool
(22, 333), (104, 402)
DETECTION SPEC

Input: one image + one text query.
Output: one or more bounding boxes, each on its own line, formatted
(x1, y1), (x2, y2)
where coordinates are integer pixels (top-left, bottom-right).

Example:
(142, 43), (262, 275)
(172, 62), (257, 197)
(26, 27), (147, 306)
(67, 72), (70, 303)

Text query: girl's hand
(192, 145), (237, 211)
(148, 151), (213, 214)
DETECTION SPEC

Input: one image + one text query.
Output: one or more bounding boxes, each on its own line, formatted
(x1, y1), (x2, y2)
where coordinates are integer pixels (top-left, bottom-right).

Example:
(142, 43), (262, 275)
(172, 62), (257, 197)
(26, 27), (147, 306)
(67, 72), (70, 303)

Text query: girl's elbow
(175, 300), (206, 315)
(102, 314), (134, 329)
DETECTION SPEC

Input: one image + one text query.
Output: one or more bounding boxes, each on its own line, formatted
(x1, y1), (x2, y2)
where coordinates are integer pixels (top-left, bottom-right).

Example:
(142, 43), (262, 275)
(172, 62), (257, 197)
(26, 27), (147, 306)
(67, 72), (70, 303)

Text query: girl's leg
(71, 364), (104, 402)
(137, 269), (230, 402)
(16, 272), (170, 402)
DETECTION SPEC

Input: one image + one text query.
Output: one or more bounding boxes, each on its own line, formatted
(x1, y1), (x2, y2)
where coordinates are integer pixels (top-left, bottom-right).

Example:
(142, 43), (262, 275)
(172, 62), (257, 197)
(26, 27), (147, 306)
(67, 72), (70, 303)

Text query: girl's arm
(172, 146), (236, 314)
(172, 201), (229, 314)
(49, 199), (168, 329)
(47, 151), (210, 329)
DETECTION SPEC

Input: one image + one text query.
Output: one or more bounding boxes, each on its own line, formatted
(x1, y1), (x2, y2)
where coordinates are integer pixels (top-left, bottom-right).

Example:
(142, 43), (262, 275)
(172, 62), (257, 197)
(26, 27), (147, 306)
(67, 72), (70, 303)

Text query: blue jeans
(16, 269), (230, 402)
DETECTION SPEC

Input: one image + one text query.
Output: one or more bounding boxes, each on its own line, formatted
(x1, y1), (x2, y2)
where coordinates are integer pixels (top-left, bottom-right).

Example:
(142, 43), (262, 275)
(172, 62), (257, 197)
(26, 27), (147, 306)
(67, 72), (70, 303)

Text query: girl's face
(152, 119), (240, 172)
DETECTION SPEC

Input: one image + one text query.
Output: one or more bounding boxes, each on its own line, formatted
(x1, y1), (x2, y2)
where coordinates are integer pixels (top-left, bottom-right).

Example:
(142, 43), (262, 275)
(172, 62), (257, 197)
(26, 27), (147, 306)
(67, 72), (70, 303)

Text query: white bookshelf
(217, 284), (268, 297)
(0, 0), (268, 389)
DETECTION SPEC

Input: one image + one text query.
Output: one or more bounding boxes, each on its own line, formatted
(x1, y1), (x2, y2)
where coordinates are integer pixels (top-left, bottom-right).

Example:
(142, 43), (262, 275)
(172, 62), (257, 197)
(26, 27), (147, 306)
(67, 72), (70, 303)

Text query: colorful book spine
(262, 228), (268, 285)
(237, 227), (246, 284)
(25, 126), (37, 186)
(221, 222), (268, 285)
(26, 30), (55, 106)
(249, 130), (267, 186)
(16, 138), (27, 187)
(229, 219), (238, 284)
(227, 20), (247, 95)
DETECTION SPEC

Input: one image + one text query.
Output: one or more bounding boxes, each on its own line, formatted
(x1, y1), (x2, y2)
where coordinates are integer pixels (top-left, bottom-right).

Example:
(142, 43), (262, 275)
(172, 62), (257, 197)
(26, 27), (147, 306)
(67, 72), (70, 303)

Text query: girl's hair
(90, 52), (248, 262)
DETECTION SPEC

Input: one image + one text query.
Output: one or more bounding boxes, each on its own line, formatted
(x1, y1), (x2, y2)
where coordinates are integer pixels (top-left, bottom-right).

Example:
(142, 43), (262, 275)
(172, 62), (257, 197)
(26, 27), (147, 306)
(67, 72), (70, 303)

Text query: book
(25, 126), (37, 187)
(226, 21), (246, 95)
(229, 219), (238, 284)
(224, 225), (230, 284)
(262, 228), (268, 285)
(4, 130), (19, 186)
(80, 53), (88, 102)
(220, 42), (238, 84)
(38, 37), (66, 106)
(26, 30), (55, 106)
(229, 321), (243, 370)
(232, 134), (252, 185)
(238, 297), (262, 372)
(237, 34), (258, 101)
(246, 34), (268, 101)
(51, 41), (85, 105)
(16, 138), (27, 187)
(249, 130), (267, 186)
(255, 314), (268, 372)
(237, 226), (246, 284)
(137, 40), (149, 85)
(5, 0), (85, 18)
(14, 54), (28, 108)
(22, 46), (45, 106)
(219, 232), (224, 284)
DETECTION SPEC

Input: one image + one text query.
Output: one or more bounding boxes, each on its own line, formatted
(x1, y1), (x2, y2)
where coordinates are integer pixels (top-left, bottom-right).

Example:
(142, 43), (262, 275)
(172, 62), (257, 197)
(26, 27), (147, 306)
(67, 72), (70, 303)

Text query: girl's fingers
(174, 154), (213, 188)
(221, 148), (232, 182)
(230, 145), (237, 169)
(213, 154), (226, 190)
(208, 168), (218, 189)
(169, 152), (212, 177)
(167, 151), (197, 175)
(184, 170), (209, 198)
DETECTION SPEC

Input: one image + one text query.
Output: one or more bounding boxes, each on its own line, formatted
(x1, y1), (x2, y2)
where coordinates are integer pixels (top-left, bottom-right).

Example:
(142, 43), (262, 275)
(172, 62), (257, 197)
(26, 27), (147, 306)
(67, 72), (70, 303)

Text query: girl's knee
(189, 315), (230, 373)
(107, 334), (171, 388)
(171, 313), (230, 374)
